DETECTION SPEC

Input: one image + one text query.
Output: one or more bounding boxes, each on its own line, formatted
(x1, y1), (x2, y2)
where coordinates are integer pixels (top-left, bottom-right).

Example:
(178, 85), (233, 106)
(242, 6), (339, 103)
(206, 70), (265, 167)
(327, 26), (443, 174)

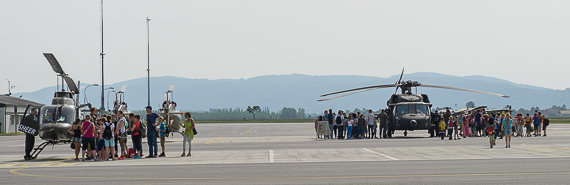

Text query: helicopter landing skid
(28, 141), (54, 160)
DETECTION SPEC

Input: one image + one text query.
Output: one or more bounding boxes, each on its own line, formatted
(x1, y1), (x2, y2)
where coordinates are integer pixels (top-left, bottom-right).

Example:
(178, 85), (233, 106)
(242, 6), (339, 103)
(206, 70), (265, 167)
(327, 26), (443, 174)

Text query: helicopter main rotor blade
(63, 76), (79, 94)
(397, 68), (404, 85)
(420, 84), (510, 98)
(320, 84), (396, 97)
(43, 53), (65, 74)
(394, 68), (405, 94)
(318, 88), (378, 102)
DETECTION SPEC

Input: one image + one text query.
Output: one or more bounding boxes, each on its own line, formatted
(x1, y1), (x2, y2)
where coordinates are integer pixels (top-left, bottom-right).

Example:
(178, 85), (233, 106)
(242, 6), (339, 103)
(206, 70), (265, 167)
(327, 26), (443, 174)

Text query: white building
(0, 95), (43, 134)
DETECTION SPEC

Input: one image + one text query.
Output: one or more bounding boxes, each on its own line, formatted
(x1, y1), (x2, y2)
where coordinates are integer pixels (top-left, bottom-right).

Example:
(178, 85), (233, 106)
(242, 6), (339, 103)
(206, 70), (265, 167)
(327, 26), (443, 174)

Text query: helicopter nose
(410, 120), (418, 128)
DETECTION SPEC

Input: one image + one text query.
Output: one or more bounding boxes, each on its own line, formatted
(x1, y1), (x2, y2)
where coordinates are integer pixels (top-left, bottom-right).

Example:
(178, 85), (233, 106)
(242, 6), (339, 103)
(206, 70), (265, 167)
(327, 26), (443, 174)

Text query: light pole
(106, 88), (115, 111)
(83, 84), (99, 105)
(100, 0), (106, 112)
(146, 17), (151, 107)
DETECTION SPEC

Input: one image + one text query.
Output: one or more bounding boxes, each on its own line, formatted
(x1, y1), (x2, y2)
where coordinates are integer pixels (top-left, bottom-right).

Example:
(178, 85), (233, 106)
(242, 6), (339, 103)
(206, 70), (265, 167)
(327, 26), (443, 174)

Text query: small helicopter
(159, 84), (183, 136)
(319, 69), (509, 137)
(19, 53), (91, 159)
(112, 85), (131, 115)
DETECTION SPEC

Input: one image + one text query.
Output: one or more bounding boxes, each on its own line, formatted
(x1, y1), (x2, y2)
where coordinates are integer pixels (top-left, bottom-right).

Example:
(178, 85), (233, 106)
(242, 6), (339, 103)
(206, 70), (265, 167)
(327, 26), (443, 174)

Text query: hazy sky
(2, 0), (569, 93)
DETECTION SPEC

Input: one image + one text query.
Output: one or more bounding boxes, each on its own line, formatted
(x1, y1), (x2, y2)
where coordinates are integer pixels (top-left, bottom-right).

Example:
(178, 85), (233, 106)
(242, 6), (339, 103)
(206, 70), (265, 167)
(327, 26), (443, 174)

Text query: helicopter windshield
(40, 106), (75, 125)
(396, 104), (429, 116)
(396, 105), (409, 116)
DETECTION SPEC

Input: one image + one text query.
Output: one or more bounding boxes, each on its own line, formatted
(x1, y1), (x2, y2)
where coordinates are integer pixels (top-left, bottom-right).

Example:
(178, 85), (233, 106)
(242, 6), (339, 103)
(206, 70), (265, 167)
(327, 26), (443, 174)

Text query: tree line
(188, 106), (307, 120)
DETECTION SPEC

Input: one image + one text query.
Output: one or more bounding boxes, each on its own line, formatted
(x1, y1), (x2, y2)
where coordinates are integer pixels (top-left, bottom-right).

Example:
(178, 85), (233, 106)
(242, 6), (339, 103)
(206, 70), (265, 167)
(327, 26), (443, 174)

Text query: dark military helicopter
(19, 53), (91, 159)
(318, 69), (509, 137)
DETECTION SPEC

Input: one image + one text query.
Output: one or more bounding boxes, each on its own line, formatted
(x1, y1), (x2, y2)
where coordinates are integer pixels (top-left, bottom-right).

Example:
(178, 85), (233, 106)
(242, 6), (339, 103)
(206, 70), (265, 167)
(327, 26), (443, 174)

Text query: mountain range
(14, 73), (570, 113)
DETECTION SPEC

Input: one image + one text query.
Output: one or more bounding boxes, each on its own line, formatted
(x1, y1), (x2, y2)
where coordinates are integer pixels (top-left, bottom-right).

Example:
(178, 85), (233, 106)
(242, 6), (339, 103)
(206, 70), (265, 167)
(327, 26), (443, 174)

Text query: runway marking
(205, 137), (222, 144)
(363, 148), (399, 160)
(9, 167), (570, 181)
(522, 143), (570, 150)
(269, 150), (274, 163)
(246, 126), (256, 133)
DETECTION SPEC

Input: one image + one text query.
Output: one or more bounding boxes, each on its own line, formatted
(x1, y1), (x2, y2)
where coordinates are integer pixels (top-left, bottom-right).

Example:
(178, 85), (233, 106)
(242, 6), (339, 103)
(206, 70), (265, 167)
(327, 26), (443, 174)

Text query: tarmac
(1, 122), (570, 184)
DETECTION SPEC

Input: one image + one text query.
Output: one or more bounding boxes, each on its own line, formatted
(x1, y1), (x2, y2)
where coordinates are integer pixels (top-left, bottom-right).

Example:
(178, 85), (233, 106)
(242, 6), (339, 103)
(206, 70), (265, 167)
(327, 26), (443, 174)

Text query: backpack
(128, 148), (135, 158)
(336, 116), (342, 125)
(544, 118), (550, 126)
(103, 122), (113, 140)
(140, 122), (147, 138)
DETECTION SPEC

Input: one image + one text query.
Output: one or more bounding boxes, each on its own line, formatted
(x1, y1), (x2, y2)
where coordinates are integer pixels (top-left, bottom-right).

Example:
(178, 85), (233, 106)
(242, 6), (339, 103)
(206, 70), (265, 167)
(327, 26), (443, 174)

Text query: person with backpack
(101, 117), (116, 160)
(129, 115), (143, 159)
(182, 112), (195, 157)
(524, 114), (532, 137)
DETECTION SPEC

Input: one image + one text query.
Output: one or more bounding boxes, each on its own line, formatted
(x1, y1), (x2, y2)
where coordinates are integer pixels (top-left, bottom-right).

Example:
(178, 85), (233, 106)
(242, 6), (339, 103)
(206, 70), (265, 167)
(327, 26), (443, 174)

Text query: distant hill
(15, 73), (570, 113)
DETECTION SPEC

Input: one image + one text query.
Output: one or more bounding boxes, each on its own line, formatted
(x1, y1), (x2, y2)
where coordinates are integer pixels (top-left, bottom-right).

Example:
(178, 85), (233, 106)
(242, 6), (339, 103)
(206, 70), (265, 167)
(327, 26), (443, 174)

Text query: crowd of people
(314, 108), (550, 149)
(315, 109), (386, 140)
(67, 106), (196, 162)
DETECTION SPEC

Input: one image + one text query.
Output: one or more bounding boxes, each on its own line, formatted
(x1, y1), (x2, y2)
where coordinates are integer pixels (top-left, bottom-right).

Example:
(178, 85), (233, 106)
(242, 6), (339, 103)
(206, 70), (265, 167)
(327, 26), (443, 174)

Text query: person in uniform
(24, 108), (39, 160)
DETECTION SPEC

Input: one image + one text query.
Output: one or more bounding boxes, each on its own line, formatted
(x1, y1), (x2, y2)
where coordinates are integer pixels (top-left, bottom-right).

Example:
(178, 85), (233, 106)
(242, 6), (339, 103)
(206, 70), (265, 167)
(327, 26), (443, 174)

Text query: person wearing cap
(145, 106), (160, 158)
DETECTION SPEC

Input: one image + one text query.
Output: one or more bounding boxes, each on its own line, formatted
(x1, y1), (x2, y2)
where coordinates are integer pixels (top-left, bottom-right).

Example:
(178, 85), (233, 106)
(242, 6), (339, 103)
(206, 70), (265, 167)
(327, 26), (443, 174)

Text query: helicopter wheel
(404, 130), (408, 136)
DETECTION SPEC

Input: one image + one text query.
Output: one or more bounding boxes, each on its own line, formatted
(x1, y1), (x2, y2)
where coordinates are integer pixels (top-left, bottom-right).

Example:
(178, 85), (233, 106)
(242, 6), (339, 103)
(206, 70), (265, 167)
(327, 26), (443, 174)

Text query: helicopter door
(19, 105), (41, 136)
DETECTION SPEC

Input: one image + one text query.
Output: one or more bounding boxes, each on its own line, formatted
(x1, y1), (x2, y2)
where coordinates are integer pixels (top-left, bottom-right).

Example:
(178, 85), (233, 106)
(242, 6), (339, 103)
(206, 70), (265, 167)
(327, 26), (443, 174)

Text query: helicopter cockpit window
(396, 105), (409, 116)
(40, 106), (75, 125)
(415, 105), (429, 115)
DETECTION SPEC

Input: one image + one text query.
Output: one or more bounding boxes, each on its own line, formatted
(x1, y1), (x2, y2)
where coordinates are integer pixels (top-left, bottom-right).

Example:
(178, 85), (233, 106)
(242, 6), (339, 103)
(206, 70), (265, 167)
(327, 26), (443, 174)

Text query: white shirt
(118, 117), (127, 134)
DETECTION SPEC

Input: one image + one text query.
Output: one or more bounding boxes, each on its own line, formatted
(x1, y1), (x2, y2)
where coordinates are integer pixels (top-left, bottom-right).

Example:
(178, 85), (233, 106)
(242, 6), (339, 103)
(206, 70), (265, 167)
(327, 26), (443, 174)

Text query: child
(453, 117), (460, 140)
(439, 119), (446, 140)
(448, 116), (454, 140)
(488, 117), (495, 148)
(158, 116), (167, 157)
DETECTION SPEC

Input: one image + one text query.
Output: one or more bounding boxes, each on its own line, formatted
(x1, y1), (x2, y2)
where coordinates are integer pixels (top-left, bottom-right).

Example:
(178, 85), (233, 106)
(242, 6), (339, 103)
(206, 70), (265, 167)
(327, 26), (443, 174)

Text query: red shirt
(133, 121), (141, 136)
(82, 121), (95, 138)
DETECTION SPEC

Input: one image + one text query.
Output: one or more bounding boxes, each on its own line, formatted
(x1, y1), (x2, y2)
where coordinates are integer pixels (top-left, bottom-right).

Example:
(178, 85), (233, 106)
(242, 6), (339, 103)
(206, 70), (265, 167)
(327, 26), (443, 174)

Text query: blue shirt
(146, 113), (159, 132)
(534, 116), (540, 125)
(159, 122), (166, 137)
(503, 118), (512, 129)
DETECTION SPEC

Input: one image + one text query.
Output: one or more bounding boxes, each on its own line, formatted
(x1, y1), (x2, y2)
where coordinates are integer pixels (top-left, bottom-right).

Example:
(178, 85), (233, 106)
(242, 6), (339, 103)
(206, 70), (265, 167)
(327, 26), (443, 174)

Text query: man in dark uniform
(378, 109), (388, 138)
(24, 108), (39, 160)
(430, 112), (442, 137)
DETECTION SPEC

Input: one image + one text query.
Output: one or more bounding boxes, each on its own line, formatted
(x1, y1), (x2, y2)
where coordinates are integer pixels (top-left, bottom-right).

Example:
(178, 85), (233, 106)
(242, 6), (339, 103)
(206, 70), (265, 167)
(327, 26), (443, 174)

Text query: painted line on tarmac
(522, 143), (570, 150)
(363, 148), (399, 160)
(246, 126), (256, 133)
(268, 150), (274, 163)
(205, 137), (222, 144)
(9, 168), (570, 181)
